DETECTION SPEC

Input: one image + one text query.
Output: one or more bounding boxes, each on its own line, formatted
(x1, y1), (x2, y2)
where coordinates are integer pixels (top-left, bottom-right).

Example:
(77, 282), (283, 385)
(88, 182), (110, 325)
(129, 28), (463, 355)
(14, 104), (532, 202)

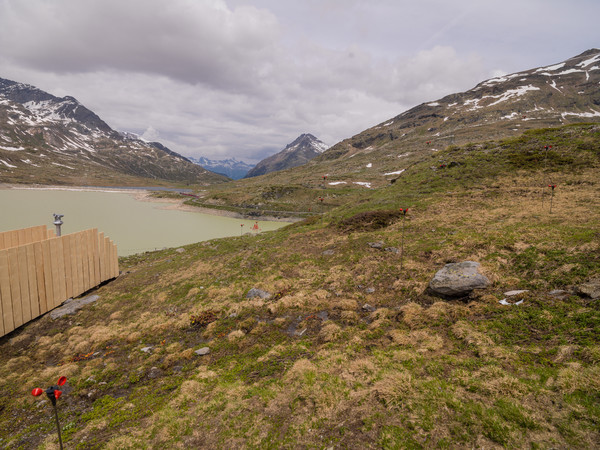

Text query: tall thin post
(399, 208), (408, 270)
(52, 401), (64, 450)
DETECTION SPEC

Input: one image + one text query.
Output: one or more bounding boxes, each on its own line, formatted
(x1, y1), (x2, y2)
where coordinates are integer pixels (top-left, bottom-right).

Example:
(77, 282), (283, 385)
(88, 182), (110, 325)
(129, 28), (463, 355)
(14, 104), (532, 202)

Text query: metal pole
(400, 211), (407, 270)
(52, 402), (64, 450)
(53, 214), (64, 237)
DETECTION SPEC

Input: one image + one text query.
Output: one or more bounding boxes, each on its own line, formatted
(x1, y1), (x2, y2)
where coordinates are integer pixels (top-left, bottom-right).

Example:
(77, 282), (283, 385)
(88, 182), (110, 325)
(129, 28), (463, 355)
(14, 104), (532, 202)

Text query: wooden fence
(0, 225), (118, 338)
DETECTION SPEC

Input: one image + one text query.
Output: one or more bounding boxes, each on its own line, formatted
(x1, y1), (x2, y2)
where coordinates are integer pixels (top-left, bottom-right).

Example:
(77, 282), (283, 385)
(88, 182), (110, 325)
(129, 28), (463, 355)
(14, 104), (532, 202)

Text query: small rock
(365, 288), (375, 294)
(368, 241), (384, 249)
(575, 278), (600, 299)
(549, 289), (570, 300)
(246, 288), (272, 300)
(195, 347), (210, 356)
(385, 247), (399, 254)
(362, 304), (376, 312)
(148, 367), (162, 379)
(504, 290), (528, 296)
(176, 248), (185, 253)
(140, 346), (153, 353)
(322, 249), (335, 256)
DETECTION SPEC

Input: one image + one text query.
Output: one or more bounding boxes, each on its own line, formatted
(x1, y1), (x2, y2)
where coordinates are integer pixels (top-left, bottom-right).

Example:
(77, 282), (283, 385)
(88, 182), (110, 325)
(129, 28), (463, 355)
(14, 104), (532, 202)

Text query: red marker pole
(32, 376), (66, 450)
(549, 185), (556, 214)
(399, 208), (409, 270)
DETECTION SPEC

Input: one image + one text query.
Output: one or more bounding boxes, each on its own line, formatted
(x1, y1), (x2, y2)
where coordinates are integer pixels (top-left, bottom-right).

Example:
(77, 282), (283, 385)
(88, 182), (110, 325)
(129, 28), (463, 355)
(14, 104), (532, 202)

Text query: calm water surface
(0, 188), (287, 256)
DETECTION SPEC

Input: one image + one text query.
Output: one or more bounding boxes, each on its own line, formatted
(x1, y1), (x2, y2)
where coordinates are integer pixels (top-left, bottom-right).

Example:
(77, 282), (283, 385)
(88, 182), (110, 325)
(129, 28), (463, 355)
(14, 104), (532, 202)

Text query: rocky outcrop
(428, 261), (490, 298)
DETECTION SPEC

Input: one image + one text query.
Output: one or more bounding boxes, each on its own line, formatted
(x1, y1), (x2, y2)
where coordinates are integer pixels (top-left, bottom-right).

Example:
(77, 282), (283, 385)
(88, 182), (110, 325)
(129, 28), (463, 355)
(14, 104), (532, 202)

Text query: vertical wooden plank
(33, 242), (47, 315)
(78, 232), (89, 293)
(17, 229), (26, 246)
(70, 233), (81, 298)
(0, 232), (5, 251)
(17, 246), (32, 324)
(104, 238), (111, 280)
(24, 244), (39, 318)
(62, 235), (73, 299)
(91, 229), (100, 286)
(55, 238), (67, 302)
(113, 241), (119, 278)
(86, 230), (95, 287)
(47, 229), (56, 239)
(24, 227), (33, 245)
(0, 280), (4, 337)
(98, 232), (105, 281)
(31, 226), (44, 243)
(41, 239), (54, 311)
(7, 248), (23, 329)
(5, 232), (14, 249)
(0, 250), (14, 335)
(48, 238), (61, 309)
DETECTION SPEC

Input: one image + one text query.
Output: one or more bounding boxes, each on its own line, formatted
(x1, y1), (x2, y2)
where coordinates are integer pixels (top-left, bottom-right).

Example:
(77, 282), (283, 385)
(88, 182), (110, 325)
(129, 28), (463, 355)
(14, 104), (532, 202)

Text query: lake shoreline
(1, 183), (300, 223)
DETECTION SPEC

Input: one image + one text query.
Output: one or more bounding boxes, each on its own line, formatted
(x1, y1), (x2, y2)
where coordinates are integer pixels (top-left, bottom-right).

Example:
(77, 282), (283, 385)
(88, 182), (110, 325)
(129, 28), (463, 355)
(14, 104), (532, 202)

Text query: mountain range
(194, 49), (600, 214)
(0, 78), (229, 186)
(244, 133), (329, 178)
(187, 156), (254, 180)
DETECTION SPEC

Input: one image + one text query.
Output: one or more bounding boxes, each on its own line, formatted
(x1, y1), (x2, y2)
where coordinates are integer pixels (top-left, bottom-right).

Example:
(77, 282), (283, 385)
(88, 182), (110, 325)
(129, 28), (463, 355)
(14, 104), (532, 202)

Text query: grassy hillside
(0, 124), (599, 448)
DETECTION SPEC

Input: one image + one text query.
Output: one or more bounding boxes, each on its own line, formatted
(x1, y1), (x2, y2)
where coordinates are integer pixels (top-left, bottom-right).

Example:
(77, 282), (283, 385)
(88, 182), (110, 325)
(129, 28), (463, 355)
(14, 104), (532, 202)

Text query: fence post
(33, 242), (47, 315)
(0, 249), (13, 334)
(25, 243), (40, 318)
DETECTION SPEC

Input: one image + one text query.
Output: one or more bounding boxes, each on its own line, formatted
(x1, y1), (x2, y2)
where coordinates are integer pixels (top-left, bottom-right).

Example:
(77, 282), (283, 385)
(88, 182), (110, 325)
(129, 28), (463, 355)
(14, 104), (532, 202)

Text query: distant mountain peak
(245, 134), (329, 178)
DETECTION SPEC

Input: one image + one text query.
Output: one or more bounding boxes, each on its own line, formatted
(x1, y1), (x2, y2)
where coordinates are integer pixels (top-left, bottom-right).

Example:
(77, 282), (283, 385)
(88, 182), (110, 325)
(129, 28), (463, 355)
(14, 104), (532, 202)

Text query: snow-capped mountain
(0, 77), (229, 186)
(245, 133), (329, 178)
(322, 49), (600, 164)
(188, 156), (255, 180)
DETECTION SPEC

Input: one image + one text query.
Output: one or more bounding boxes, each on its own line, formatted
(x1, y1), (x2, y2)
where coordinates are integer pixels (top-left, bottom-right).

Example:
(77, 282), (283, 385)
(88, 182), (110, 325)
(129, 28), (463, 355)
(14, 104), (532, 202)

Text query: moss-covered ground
(0, 124), (599, 448)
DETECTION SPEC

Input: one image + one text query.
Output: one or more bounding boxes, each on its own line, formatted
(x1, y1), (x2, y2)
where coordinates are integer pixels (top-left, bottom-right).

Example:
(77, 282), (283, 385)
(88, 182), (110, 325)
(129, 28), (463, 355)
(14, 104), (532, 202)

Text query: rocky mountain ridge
(244, 133), (328, 178)
(317, 49), (600, 171)
(0, 77), (229, 186)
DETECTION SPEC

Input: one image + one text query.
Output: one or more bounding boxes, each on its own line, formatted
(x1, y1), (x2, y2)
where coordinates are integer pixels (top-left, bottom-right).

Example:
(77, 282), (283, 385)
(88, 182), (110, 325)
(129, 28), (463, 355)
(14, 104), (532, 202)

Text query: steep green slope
(0, 124), (599, 448)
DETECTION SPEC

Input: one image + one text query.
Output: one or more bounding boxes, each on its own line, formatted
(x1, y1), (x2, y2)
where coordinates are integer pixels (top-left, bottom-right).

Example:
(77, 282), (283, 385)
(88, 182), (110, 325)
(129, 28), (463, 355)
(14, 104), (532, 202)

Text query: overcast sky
(0, 0), (598, 163)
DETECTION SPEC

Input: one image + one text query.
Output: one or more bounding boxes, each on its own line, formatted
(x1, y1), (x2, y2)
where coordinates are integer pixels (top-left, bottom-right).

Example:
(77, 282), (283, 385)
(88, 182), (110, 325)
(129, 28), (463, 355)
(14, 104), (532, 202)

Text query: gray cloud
(0, 0), (598, 163)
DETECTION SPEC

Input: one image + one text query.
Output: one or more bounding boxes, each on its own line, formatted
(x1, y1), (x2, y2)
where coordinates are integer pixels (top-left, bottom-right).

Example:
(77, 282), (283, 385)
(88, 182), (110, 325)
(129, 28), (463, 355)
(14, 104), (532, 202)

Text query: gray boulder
(50, 295), (100, 319)
(428, 261), (490, 298)
(246, 288), (272, 300)
(575, 278), (600, 299)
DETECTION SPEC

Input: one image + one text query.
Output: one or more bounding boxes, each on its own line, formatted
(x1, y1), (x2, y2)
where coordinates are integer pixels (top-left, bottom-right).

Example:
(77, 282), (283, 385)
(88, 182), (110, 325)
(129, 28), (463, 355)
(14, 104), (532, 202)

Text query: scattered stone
(499, 290), (529, 306)
(148, 367), (162, 379)
(322, 249), (335, 256)
(50, 294), (100, 319)
(575, 278), (600, 299)
(246, 288), (272, 300)
(140, 346), (153, 353)
(427, 261), (490, 298)
(385, 247), (399, 254)
(549, 289), (571, 299)
(504, 290), (528, 296)
(362, 304), (376, 312)
(195, 347), (210, 356)
(368, 241), (384, 249)
(365, 288), (375, 294)
(175, 248), (185, 253)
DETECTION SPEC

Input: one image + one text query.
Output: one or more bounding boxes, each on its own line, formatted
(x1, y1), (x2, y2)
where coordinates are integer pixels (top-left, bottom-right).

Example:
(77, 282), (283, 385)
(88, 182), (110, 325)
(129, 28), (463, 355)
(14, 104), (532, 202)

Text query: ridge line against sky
(0, 0), (598, 163)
